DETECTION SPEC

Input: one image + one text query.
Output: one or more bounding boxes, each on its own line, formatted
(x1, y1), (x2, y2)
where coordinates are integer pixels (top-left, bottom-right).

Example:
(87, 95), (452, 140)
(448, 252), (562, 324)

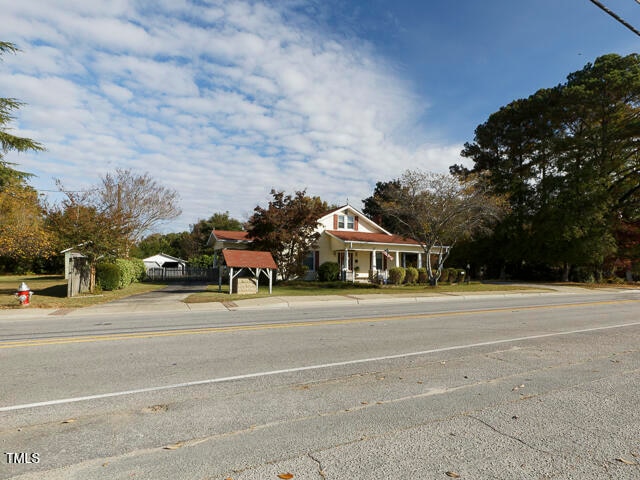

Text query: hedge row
(387, 266), (468, 285)
(96, 258), (146, 291)
(315, 262), (469, 285)
(439, 267), (468, 283)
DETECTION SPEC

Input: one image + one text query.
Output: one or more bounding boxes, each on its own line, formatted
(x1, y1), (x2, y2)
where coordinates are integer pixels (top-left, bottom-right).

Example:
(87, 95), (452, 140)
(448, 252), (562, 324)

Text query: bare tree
(52, 170), (181, 259)
(378, 170), (506, 285)
(98, 169), (181, 255)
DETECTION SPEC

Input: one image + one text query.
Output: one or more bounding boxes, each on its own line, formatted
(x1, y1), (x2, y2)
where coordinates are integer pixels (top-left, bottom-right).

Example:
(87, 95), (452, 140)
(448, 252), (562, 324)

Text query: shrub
(318, 262), (340, 282)
(116, 259), (136, 289)
(443, 267), (458, 283)
(417, 267), (428, 284)
(96, 262), (121, 291)
(574, 267), (595, 283)
(130, 257), (146, 282)
(405, 267), (418, 284)
(189, 254), (215, 268)
(439, 268), (449, 283)
(388, 267), (406, 285)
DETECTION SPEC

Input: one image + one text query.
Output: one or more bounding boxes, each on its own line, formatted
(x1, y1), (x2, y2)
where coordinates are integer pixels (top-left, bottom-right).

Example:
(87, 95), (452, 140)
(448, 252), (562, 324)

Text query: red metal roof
(326, 230), (420, 246)
(222, 249), (277, 269)
(212, 230), (250, 241)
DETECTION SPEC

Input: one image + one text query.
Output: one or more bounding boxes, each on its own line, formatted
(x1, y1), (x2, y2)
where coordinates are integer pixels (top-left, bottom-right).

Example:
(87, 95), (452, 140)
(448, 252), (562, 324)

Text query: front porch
(336, 249), (440, 283)
(320, 231), (449, 284)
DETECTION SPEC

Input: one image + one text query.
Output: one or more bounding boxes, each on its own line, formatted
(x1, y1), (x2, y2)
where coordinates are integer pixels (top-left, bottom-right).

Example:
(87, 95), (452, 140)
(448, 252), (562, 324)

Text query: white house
(208, 205), (448, 283)
(310, 205), (447, 282)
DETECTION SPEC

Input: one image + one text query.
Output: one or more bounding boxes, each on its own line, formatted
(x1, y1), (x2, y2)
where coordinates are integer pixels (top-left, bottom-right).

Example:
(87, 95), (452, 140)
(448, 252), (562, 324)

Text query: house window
(302, 251), (315, 271)
(338, 214), (354, 229)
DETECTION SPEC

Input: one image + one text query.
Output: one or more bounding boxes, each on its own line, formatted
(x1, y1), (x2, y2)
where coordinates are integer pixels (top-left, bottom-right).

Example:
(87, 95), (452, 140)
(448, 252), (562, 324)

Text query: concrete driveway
(79, 282), (211, 314)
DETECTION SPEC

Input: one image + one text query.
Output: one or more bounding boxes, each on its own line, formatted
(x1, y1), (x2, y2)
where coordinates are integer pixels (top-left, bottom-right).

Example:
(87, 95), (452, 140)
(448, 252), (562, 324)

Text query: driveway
(80, 282), (210, 314)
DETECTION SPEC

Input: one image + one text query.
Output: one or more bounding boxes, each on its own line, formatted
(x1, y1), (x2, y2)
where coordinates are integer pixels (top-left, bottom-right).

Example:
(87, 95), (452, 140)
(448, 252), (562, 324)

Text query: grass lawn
(184, 281), (548, 304)
(0, 275), (168, 309)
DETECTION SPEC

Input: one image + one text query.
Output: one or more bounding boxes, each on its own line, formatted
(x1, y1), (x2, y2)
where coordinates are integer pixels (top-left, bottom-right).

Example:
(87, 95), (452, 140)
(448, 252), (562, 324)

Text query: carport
(220, 249), (278, 294)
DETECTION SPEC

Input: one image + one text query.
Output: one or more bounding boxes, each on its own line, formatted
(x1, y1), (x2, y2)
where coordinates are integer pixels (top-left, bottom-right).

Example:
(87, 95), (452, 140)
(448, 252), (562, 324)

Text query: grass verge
(184, 281), (549, 304)
(0, 275), (167, 309)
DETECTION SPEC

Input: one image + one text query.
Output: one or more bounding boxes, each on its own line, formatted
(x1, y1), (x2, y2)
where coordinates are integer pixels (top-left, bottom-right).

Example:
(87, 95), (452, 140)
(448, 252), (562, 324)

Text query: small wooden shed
(220, 249), (277, 294)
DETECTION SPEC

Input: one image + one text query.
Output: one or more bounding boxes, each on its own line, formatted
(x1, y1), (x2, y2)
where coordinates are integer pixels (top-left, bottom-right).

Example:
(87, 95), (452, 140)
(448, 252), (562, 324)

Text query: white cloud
(100, 82), (134, 103)
(1, 0), (461, 232)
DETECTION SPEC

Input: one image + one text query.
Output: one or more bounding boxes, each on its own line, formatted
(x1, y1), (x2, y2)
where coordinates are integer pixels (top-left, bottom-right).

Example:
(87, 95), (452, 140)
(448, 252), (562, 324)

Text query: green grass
(184, 281), (547, 304)
(0, 274), (167, 309)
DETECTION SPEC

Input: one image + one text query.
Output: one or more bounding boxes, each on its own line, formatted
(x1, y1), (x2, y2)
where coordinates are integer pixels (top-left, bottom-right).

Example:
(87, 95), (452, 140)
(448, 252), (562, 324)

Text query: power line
(588, 0), (640, 37)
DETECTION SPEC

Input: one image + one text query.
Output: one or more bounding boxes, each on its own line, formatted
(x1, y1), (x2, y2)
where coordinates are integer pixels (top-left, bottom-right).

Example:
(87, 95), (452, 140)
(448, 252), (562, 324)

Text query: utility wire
(588, 0), (640, 37)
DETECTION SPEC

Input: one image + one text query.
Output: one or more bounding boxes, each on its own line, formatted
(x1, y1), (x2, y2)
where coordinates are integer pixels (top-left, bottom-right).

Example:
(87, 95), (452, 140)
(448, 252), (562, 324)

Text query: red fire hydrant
(15, 282), (33, 306)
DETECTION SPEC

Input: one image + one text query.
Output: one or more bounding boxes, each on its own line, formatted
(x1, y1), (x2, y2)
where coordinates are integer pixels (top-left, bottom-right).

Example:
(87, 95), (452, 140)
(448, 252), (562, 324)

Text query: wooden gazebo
(220, 249), (278, 294)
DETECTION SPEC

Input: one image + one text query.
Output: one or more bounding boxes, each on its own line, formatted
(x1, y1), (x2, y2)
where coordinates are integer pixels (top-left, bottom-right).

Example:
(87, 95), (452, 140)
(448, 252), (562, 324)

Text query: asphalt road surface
(1, 291), (640, 479)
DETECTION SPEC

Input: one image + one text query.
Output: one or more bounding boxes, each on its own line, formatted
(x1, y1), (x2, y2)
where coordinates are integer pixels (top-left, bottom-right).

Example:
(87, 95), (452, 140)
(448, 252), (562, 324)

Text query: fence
(146, 267), (217, 282)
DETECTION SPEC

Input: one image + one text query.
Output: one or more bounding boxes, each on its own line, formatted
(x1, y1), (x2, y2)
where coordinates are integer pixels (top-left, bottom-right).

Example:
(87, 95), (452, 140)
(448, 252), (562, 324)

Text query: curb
(1, 287), (635, 319)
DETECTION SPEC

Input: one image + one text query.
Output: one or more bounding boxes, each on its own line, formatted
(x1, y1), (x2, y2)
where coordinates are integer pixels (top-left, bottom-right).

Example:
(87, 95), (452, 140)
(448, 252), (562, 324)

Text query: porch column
(344, 249), (349, 281)
(417, 253), (422, 268)
(395, 251), (400, 267)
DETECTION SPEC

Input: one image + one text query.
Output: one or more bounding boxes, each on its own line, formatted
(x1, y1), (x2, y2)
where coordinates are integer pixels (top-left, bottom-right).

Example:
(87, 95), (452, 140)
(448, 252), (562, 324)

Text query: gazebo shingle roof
(222, 249), (277, 269)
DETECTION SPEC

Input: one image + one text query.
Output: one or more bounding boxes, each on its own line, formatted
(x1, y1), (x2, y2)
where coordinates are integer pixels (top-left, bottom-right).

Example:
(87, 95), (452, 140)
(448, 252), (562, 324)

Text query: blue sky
(1, 0), (639, 233)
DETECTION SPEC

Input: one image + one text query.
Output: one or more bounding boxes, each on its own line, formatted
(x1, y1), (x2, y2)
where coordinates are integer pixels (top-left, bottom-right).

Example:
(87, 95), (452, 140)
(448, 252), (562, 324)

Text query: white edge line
(3, 320), (640, 413)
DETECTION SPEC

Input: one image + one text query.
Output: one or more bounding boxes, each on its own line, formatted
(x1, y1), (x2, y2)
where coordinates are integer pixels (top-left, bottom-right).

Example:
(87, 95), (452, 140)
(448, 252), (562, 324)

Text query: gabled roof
(326, 230), (420, 246)
(143, 253), (187, 263)
(322, 204), (349, 217)
(212, 230), (250, 241)
(317, 204), (391, 235)
(222, 249), (277, 269)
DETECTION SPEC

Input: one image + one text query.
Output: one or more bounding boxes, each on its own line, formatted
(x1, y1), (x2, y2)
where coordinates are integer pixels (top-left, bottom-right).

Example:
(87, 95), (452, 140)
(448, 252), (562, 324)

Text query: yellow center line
(1, 299), (637, 349)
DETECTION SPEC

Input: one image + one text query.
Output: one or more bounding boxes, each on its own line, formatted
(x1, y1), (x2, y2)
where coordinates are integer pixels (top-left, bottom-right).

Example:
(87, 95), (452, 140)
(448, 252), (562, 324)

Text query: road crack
(308, 452), (327, 479)
(466, 414), (552, 456)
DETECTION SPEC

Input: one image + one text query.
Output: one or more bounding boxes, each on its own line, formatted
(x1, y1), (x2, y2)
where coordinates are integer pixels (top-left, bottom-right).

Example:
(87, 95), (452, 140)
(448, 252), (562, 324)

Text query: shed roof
(222, 249), (277, 269)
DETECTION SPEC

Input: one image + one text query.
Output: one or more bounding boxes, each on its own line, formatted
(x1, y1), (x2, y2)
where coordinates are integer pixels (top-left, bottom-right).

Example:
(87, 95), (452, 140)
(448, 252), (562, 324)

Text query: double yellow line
(1, 299), (636, 349)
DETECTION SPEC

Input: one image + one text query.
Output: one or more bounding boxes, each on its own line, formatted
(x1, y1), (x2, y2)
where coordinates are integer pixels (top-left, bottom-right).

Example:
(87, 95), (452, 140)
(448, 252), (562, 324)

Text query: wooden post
(254, 268), (260, 293)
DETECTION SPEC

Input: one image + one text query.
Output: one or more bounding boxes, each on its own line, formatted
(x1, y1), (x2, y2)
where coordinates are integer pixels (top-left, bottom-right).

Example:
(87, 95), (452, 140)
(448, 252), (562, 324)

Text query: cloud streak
(0, 0), (464, 231)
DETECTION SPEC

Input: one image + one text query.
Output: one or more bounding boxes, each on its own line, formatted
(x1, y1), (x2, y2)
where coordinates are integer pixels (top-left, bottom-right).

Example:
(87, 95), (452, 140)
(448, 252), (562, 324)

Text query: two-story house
(208, 205), (447, 282)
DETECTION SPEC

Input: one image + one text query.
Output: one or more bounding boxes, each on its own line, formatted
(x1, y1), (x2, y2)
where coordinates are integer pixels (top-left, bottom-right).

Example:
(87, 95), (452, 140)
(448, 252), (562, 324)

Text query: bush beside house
(97, 258), (146, 291)
(318, 262), (340, 282)
(388, 267), (406, 285)
(404, 267), (418, 284)
(418, 267), (428, 284)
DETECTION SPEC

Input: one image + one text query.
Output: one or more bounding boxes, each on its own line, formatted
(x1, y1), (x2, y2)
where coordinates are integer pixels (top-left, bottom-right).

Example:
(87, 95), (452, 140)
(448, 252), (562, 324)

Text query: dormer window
(332, 212), (359, 230)
(338, 214), (354, 229)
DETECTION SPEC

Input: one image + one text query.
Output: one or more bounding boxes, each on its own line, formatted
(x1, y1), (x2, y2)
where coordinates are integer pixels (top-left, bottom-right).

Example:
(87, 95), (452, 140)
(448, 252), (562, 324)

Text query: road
(1, 290), (640, 479)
